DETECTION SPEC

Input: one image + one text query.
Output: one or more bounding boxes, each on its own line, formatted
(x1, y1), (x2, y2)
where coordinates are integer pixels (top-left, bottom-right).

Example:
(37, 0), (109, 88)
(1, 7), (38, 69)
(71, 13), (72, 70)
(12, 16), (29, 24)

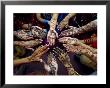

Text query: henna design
(47, 13), (59, 46)
(14, 26), (47, 40)
(63, 44), (97, 63)
(52, 47), (79, 75)
(14, 39), (43, 49)
(31, 26), (47, 39)
(59, 20), (97, 37)
(14, 30), (34, 40)
(59, 37), (97, 54)
(57, 13), (76, 31)
(47, 52), (58, 75)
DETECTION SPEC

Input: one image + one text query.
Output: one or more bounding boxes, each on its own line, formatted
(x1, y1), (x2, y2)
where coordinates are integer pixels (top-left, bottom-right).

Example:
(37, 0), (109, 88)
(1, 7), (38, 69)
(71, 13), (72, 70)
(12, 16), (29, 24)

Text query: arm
(47, 13), (59, 46)
(59, 20), (97, 37)
(57, 13), (76, 31)
(14, 45), (49, 66)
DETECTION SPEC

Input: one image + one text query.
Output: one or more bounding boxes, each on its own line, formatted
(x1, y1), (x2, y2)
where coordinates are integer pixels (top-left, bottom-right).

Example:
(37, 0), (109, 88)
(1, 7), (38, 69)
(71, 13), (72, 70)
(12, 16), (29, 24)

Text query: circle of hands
(14, 13), (97, 75)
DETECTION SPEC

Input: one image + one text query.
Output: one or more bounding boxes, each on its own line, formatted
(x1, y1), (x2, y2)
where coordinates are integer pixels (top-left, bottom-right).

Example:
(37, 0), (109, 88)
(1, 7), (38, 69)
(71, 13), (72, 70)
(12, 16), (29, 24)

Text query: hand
(22, 23), (32, 30)
(52, 47), (72, 68)
(47, 52), (58, 75)
(63, 44), (84, 54)
(14, 45), (49, 66)
(58, 37), (79, 45)
(14, 30), (34, 40)
(63, 44), (97, 63)
(52, 47), (79, 75)
(29, 44), (49, 61)
(47, 30), (58, 46)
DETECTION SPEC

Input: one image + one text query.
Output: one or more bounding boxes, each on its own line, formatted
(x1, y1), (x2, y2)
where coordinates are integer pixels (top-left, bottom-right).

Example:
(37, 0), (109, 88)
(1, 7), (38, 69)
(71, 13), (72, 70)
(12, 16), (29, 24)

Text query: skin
(22, 23), (32, 30)
(47, 13), (59, 46)
(14, 30), (34, 40)
(14, 44), (49, 66)
(58, 37), (97, 54)
(57, 13), (76, 31)
(59, 20), (97, 37)
(58, 37), (97, 63)
(47, 52), (58, 75)
(36, 13), (50, 24)
(63, 44), (97, 63)
(52, 47), (79, 75)
(79, 55), (97, 70)
(14, 39), (43, 49)
(47, 30), (58, 46)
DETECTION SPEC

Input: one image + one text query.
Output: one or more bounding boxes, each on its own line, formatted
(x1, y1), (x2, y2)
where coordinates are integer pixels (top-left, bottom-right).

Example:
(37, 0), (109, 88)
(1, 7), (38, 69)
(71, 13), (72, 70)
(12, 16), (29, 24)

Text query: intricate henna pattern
(63, 44), (97, 63)
(14, 30), (34, 40)
(59, 20), (97, 37)
(14, 26), (47, 40)
(47, 52), (58, 75)
(57, 13), (76, 31)
(31, 26), (47, 39)
(14, 13), (97, 75)
(47, 13), (59, 46)
(52, 47), (79, 75)
(14, 39), (43, 48)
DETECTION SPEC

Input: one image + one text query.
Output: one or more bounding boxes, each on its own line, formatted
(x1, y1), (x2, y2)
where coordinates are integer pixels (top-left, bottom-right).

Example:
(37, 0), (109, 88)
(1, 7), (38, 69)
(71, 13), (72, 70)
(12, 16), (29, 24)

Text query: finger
(38, 45), (49, 54)
(50, 38), (52, 46)
(63, 44), (74, 52)
(48, 37), (51, 45)
(51, 39), (54, 46)
(37, 48), (50, 57)
(63, 44), (81, 53)
(54, 47), (63, 54)
(58, 37), (69, 43)
(53, 39), (55, 45)
(31, 45), (46, 57)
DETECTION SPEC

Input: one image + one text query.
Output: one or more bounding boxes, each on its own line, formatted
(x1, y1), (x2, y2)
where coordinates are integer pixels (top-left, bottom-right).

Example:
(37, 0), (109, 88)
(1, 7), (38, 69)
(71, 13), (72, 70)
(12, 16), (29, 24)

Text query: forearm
(80, 48), (97, 63)
(49, 13), (58, 31)
(59, 20), (97, 37)
(52, 47), (79, 75)
(63, 44), (97, 63)
(58, 13), (76, 31)
(79, 55), (97, 70)
(14, 56), (31, 66)
(36, 13), (49, 24)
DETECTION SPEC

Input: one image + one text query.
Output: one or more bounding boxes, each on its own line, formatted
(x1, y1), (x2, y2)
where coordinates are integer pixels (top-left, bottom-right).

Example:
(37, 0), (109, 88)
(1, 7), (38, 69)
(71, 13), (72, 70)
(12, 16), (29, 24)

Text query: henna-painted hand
(14, 39), (43, 49)
(14, 30), (34, 40)
(47, 30), (58, 46)
(63, 44), (97, 63)
(52, 47), (79, 75)
(14, 45), (49, 66)
(63, 44), (84, 54)
(47, 52), (58, 75)
(52, 47), (72, 68)
(22, 23), (32, 30)
(31, 26), (47, 39)
(29, 44), (50, 61)
(58, 37), (79, 45)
